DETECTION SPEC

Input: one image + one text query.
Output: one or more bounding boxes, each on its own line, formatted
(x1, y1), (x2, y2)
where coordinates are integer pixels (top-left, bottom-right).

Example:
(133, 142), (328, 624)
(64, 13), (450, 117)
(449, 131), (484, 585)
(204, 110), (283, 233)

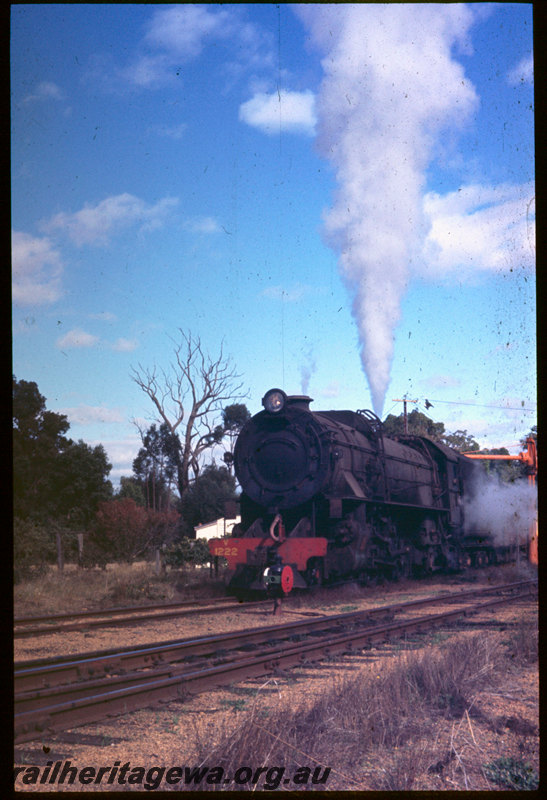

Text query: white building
(194, 516), (241, 541)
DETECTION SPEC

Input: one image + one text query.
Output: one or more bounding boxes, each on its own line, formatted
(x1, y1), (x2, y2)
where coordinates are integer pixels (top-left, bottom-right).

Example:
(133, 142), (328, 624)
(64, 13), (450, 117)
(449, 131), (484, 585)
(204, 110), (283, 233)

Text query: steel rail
(14, 583), (536, 744)
(14, 595), (236, 625)
(15, 580), (536, 703)
(15, 580), (535, 692)
(14, 577), (534, 639)
(14, 599), (271, 639)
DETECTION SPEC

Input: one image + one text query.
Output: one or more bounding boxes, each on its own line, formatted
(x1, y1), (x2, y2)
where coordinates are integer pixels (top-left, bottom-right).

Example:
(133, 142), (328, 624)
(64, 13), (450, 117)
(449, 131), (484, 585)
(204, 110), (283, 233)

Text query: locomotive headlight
(262, 388), (286, 414)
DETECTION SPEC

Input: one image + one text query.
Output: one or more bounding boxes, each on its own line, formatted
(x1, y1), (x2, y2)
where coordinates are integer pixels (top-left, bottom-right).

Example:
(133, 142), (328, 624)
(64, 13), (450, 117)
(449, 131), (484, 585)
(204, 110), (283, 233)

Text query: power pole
(392, 397), (417, 434)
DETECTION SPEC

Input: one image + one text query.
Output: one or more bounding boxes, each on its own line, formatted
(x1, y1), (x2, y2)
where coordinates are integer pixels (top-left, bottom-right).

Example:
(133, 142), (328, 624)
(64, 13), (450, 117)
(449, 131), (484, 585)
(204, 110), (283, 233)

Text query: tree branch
(131, 329), (247, 498)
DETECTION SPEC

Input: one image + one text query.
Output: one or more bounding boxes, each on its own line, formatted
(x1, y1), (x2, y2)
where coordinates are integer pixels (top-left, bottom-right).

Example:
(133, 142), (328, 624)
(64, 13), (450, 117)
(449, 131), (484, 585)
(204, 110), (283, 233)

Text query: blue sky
(12, 4), (535, 485)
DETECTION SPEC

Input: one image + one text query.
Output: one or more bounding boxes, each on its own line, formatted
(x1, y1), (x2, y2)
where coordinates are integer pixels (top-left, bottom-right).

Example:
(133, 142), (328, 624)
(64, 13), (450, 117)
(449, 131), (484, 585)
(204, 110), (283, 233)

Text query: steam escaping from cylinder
(463, 472), (537, 550)
(295, 5), (478, 415)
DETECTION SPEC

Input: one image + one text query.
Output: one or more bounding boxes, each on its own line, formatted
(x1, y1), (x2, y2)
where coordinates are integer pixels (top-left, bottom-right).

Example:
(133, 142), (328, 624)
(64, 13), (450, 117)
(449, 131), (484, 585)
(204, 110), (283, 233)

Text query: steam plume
(296, 5), (478, 415)
(464, 472), (537, 548)
(300, 346), (317, 395)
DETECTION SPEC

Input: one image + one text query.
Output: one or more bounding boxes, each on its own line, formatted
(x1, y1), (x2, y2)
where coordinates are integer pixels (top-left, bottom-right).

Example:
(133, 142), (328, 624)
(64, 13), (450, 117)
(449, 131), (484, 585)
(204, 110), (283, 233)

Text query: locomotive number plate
(211, 545), (239, 557)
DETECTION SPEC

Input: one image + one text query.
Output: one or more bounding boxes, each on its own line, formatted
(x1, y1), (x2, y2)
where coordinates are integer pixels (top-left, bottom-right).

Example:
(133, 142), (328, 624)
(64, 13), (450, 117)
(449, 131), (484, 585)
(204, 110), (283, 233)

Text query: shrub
(164, 537), (211, 568)
(504, 619), (538, 665)
(90, 499), (179, 563)
(483, 757), (539, 790)
(13, 518), (55, 582)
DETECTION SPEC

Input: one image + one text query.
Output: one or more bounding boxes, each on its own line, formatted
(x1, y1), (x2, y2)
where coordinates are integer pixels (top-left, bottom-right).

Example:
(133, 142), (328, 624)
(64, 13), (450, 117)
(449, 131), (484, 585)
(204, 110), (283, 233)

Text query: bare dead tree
(130, 330), (246, 499)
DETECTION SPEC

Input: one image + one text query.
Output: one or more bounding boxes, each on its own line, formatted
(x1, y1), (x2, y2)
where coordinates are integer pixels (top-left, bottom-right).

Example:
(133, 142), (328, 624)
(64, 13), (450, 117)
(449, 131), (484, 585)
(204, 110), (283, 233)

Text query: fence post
(77, 532), (84, 568)
(56, 530), (64, 572)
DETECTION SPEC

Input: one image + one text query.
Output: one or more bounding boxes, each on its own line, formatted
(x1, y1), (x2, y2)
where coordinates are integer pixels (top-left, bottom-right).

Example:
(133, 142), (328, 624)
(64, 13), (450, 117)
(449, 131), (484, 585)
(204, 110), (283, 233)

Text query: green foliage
(383, 409), (446, 441)
(383, 409), (480, 453)
(441, 429), (480, 452)
(132, 422), (180, 510)
(13, 518), (81, 581)
(49, 439), (113, 525)
(219, 698), (247, 712)
(222, 403), (251, 448)
(202, 424), (225, 448)
(163, 537), (211, 567)
(13, 376), (113, 527)
(521, 425), (537, 447)
(483, 757), (539, 790)
(13, 376), (70, 520)
(117, 476), (146, 506)
(13, 518), (56, 582)
(13, 376), (70, 445)
(222, 403), (251, 431)
(179, 464), (237, 537)
(479, 448), (523, 483)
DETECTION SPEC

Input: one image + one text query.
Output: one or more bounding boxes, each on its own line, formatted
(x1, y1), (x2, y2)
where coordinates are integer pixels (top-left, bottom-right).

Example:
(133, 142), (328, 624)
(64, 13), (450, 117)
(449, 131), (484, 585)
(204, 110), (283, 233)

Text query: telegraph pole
(392, 397), (417, 433)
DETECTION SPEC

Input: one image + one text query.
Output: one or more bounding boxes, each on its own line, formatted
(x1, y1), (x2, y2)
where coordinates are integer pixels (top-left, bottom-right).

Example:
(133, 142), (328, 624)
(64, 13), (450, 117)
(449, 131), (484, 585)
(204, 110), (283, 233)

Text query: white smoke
(295, 5), (478, 415)
(300, 346), (317, 395)
(464, 472), (537, 548)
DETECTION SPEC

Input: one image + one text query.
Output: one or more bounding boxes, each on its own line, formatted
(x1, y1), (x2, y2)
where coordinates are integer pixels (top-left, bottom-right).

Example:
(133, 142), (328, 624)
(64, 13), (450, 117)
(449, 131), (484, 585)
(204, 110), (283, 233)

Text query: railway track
(14, 596), (271, 638)
(14, 580), (536, 744)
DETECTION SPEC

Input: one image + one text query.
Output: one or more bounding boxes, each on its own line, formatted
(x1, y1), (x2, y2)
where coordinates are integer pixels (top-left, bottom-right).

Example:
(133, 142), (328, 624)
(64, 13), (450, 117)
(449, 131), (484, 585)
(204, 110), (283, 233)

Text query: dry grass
(503, 616), (538, 665)
(14, 557), (534, 619)
(13, 562), (227, 617)
(182, 621), (538, 791)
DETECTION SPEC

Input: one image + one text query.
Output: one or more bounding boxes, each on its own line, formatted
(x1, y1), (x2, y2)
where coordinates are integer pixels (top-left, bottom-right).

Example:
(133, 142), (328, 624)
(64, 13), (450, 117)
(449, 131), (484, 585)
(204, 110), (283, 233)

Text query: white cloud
(113, 5), (272, 90)
(183, 216), (222, 234)
(12, 231), (64, 306)
(144, 5), (233, 59)
(55, 329), (138, 351)
(56, 328), (99, 349)
(59, 405), (125, 425)
(23, 81), (65, 103)
(111, 338), (139, 352)
(239, 90), (316, 135)
(507, 54), (534, 86)
(42, 193), (179, 246)
(419, 183), (535, 281)
(120, 53), (173, 89)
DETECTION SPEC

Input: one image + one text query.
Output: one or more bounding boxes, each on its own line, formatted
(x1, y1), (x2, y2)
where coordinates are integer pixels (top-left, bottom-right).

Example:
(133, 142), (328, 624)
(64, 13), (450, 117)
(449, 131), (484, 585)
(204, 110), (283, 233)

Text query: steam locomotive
(209, 388), (512, 596)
